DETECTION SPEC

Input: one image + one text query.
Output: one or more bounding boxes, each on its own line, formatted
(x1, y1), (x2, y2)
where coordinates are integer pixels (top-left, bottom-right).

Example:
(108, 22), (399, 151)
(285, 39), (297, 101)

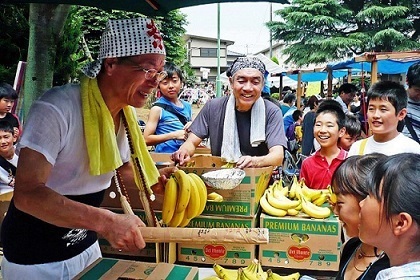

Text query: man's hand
(152, 166), (178, 195)
(236, 155), (257, 169)
(171, 148), (191, 166)
(172, 129), (188, 141)
(100, 212), (146, 252)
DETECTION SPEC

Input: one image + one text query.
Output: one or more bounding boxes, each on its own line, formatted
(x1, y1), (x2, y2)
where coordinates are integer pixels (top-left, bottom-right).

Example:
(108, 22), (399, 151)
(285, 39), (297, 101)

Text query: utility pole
(216, 3), (221, 97)
(269, 2), (273, 58)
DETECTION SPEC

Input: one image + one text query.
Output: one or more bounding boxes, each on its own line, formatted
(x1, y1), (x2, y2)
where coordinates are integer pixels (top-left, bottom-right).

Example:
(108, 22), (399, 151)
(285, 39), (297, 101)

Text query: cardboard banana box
(259, 213), (341, 272)
(181, 155), (273, 217)
(178, 214), (258, 267)
(74, 258), (198, 280)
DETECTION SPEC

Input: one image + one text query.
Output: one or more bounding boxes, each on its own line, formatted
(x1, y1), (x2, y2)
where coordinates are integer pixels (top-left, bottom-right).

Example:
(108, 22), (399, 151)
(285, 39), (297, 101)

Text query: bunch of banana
(300, 181), (329, 206)
(207, 191), (224, 202)
(161, 170), (207, 227)
(212, 259), (267, 280)
(266, 270), (300, 280)
(208, 260), (300, 280)
(260, 176), (332, 219)
(260, 179), (300, 217)
(221, 161), (237, 169)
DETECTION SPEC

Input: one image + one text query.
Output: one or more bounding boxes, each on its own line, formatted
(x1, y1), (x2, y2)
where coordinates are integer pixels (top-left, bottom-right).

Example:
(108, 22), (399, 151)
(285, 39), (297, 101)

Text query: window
(200, 48), (217, 57)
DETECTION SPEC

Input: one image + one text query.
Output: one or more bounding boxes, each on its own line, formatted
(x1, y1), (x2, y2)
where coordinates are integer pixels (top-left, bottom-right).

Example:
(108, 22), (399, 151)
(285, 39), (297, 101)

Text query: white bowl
(201, 169), (246, 190)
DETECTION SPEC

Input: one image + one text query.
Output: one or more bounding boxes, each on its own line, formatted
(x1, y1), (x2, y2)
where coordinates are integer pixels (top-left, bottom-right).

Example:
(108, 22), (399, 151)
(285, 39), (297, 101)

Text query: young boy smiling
(299, 100), (347, 189)
(348, 81), (419, 156)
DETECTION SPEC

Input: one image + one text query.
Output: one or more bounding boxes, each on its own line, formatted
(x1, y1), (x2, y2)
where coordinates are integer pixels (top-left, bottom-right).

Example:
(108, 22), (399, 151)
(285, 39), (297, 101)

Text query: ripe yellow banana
(213, 263), (237, 280)
(301, 184), (323, 201)
(273, 182), (289, 199)
(173, 170), (191, 213)
(221, 162), (236, 168)
(240, 266), (259, 280)
(260, 191), (287, 217)
(185, 176), (201, 219)
(301, 196), (331, 219)
(288, 175), (300, 199)
(208, 192), (224, 202)
(312, 192), (328, 206)
(167, 208), (185, 227)
(287, 207), (300, 216)
(256, 260), (268, 280)
(178, 214), (191, 228)
(267, 269), (300, 280)
(327, 185), (337, 205)
(188, 173), (208, 215)
(162, 176), (178, 225)
(266, 189), (301, 210)
(268, 180), (280, 191)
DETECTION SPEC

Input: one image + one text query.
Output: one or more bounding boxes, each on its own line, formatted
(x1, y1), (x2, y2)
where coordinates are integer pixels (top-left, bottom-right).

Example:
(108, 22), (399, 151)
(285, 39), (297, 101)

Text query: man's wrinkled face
(229, 68), (264, 112)
(111, 53), (166, 108)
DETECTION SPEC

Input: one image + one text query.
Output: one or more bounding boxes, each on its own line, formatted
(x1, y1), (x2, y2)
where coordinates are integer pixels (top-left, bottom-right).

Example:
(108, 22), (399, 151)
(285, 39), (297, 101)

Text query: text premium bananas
(162, 170), (208, 227)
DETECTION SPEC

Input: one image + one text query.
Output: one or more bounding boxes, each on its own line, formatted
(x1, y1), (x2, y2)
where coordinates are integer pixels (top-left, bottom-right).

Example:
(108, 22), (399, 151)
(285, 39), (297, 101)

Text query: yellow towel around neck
(81, 76), (159, 190)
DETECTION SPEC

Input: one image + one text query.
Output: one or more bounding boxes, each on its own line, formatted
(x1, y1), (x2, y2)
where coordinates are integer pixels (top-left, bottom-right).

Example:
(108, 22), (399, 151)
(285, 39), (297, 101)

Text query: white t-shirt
(348, 133), (420, 156)
(0, 153), (18, 195)
(17, 84), (130, 195)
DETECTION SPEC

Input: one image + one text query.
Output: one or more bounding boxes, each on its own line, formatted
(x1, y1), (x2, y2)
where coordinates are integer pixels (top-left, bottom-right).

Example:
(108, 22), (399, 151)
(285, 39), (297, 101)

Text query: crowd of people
(0, 15), (419, 279)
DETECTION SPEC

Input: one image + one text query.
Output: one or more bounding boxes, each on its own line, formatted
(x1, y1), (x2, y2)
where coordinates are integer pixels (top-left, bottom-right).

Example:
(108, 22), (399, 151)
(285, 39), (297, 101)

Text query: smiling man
(171, 57), (287, 169)
(1, 18), (174, 279)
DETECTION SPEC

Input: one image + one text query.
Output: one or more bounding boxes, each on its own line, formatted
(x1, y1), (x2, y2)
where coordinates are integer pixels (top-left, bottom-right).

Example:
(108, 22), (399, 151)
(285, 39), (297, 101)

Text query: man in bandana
(1, 18), (173, 279)
(172, 57), (287, 169)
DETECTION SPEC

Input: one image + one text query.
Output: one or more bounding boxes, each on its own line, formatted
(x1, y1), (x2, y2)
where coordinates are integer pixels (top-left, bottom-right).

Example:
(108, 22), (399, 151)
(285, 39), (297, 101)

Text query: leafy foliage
(268, 0), (420, 67)
(0, 4), (29, 84)
(0, 4), (191, 85)
(53, 6), (84, 85)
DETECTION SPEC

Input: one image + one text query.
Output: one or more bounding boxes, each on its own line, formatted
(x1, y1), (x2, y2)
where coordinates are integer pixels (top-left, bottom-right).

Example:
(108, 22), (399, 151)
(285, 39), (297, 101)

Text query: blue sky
(180, 2), (288, 55)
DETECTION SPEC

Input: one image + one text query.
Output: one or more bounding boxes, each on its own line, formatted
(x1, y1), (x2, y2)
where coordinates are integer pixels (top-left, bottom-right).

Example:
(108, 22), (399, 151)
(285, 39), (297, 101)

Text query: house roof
(184, 34), (234, 46)
(227, 49), (245, 56)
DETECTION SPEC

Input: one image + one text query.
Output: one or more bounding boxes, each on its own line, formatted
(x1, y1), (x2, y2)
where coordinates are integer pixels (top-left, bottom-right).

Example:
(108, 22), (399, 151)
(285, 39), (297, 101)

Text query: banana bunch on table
(203, 259), (300, 280)
(259, 176), (333, 219)
(161, 170), (207, 227)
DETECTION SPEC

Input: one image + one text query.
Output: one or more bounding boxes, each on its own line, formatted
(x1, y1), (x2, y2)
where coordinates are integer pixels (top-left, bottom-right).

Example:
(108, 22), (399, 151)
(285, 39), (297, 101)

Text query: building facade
(184, 34), (244, 83)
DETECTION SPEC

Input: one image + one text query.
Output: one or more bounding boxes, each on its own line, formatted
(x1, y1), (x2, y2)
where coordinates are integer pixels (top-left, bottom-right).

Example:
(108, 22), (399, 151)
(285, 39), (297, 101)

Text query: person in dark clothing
(301, 95), (319, 155)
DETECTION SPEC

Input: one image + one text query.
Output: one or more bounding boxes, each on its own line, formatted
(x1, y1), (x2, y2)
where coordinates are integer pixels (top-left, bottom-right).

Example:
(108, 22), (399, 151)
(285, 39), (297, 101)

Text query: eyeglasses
(121, 58), (167, 82)
(141, 68), (168, 82)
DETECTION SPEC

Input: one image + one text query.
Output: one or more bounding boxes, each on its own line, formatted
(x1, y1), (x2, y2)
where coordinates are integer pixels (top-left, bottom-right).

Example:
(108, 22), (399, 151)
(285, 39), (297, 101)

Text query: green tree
(7, 4), (190, 120)
(268, 0), (420, 66)
(157, 10), (188, 66)
(0, 4), (29, 84)
(53, 6), (84, 85)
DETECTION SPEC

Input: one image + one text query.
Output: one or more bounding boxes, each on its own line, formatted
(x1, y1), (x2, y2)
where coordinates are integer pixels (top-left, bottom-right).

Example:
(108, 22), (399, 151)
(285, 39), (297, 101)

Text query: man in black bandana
(172, 57), (287, 169)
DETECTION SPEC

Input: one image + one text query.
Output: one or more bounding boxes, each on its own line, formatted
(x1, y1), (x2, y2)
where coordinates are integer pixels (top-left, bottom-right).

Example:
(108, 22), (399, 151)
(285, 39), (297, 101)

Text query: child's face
(332, 193), (360, 238)
(0, 98), (15, 114)
(339, 133), (358, 151)
(408, 85), (420, 102)
(367, 98), (406, 137)
(158, 73), (182, 99)
(359, 191), (390, 250)
(0, 130), (15, 155)
(313, 112), (345, 149)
